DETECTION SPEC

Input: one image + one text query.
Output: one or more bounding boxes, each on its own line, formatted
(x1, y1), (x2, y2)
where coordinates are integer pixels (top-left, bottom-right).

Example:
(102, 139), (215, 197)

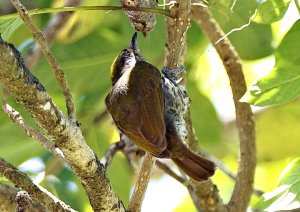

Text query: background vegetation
(0, 0), (300, 211)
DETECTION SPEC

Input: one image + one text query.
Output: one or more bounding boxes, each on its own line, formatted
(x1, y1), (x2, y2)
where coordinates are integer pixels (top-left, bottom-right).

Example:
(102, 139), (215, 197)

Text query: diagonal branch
(155, 160), (188, 185)
(25, 0), (83, 69)
(0, 6), (173, 20)
(0, 36), (124, 211)
(0, 158), (75, 212)
(191, 1), (256, 211)
(0, 183), (50, 212)
(10, 0), (77, 123)
(127, 153), (156, 212)
(2, 102), (65, 162)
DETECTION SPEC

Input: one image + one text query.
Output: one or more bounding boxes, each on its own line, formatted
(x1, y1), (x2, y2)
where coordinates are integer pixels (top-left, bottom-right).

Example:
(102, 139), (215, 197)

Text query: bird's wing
(105, 61), (167, 156)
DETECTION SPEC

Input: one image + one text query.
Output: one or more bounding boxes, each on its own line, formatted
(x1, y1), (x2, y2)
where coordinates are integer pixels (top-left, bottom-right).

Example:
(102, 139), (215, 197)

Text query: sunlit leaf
(242, 20), (300, 106)
(56, 0), (109, 43)
(0, 17), (23, 40)
(255, 158), (300, 211)
(256, 102), (300, 161)
(227, 22), (274, 60)
(210, 0), (274, 59)
(254, 0), (291, 24)
(278, 159), (300, 186)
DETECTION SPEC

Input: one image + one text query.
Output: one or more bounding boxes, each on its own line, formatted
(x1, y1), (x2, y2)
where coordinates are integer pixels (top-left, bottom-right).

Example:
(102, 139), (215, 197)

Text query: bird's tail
(171, 148), (216, 181)
(166, 122), (216, 181)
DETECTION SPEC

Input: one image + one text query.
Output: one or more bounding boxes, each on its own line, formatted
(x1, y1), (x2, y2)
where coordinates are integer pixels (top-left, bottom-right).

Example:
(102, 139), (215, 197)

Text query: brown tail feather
(171, 149), (216, 181)
(165, 121), (216, 181)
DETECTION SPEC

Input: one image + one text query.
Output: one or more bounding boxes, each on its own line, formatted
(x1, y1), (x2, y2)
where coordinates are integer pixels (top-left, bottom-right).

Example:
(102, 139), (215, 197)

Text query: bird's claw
(162, 65), (185, 85)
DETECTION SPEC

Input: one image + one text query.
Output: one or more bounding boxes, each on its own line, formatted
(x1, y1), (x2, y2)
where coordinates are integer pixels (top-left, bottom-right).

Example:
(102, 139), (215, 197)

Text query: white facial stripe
(122, 52), (136, 75)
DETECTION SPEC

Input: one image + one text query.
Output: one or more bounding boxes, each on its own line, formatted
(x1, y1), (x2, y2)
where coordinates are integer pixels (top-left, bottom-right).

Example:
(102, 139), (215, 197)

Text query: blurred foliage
(254, 0), (291, 24)
(255, 158), (300, 211)
(210, 0), (274, 59)
(0, 17), (22, 40)
(243, 19), (300, 106)
(0, 0), (300, 211)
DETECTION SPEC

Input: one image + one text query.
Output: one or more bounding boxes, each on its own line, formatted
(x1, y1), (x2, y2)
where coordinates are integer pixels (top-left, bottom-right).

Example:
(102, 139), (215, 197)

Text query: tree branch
(155, 160), (188, 185)
(25, 0), (83, 69)
(164, 0), (190, 68)
(191, 1), (256, 211)
(16, 190), (32, 212)
(2, 102), (65, 162)
(0, 36), (125, 211)
(127, 153), (156, 212)
(10, 0), (77, 123)
(0, 183), (49, 212)
(183, 111), (226, 210)
(0, 6), (174, 20)
(204, 151), (263, 196)
(0, 158), (75, 212)
(101, 141), (125, 168)
(164, 0), (225, 211)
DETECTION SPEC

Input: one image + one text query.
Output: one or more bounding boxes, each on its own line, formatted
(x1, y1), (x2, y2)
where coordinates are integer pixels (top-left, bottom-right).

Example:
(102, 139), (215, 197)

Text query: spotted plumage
(162, 66), (190, 143)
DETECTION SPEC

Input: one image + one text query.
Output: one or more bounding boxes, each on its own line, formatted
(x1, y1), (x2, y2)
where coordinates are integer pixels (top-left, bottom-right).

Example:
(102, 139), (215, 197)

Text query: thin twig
(203, 152), (263, 196)
(2, 102), (66, 162)
(100, 141), (125, 168)
(156, 153), (263, 197)
(0, 6), (174, 20)
(0, 158), (76, 212)
(127, 153), (156, 212)
(25, 0), (83, 69)
(93, 110), (109, 123)
(191, 1), (256, 211)
(215, 7), (258, 44)
(10, 0), (77, 124)
(155, 160), (188, 185)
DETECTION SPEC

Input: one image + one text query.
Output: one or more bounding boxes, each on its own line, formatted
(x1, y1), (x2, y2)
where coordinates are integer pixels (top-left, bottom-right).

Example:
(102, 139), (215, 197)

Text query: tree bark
(0, 36), (125, 212)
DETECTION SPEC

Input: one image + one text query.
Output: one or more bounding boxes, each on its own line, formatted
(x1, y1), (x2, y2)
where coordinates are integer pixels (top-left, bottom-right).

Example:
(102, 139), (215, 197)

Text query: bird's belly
(162, 77), (190, 143)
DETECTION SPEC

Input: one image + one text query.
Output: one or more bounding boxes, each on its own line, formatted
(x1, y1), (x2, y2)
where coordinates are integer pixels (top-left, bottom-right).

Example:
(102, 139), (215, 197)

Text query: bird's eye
(121, 49), (132, 58)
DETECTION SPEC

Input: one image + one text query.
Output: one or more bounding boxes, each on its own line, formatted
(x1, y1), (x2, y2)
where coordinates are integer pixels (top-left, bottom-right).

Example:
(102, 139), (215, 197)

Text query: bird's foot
(162, 65), (185, 85)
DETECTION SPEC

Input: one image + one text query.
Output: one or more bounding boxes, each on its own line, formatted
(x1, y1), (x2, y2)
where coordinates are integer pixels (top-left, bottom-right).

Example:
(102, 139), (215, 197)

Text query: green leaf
(242, 19), (300, 106)
(226, 22), (274, 60)
(210, 0), (274, 59)
(254, 0), (291, 24)
(255, 158), (300, 210)
(0, 104), (47, 165)
(108, 154), (132, 205)
(0, 18), (23, 40)
(278, 159), (300, 186)
(256, 102), (300, 161)
(187, 80), (222, 145)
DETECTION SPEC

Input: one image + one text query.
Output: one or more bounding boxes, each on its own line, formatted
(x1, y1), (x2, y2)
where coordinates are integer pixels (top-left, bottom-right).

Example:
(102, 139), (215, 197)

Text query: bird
(105, 32), (216, 181)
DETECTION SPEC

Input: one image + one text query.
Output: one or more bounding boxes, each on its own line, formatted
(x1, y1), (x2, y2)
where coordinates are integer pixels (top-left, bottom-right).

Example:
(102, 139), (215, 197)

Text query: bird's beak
(129, 32), (138, 51)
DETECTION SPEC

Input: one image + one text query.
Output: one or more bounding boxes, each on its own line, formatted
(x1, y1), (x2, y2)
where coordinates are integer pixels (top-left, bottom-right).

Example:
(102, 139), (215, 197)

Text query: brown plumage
(105, 33), (216, 181)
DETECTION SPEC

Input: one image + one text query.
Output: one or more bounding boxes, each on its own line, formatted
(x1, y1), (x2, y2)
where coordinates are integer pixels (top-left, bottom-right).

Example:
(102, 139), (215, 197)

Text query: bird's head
(110, 32), (145, 85)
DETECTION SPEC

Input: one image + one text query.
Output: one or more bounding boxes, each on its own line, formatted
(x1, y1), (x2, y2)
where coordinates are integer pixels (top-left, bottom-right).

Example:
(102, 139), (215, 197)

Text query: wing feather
(105, 61), (167, 156)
